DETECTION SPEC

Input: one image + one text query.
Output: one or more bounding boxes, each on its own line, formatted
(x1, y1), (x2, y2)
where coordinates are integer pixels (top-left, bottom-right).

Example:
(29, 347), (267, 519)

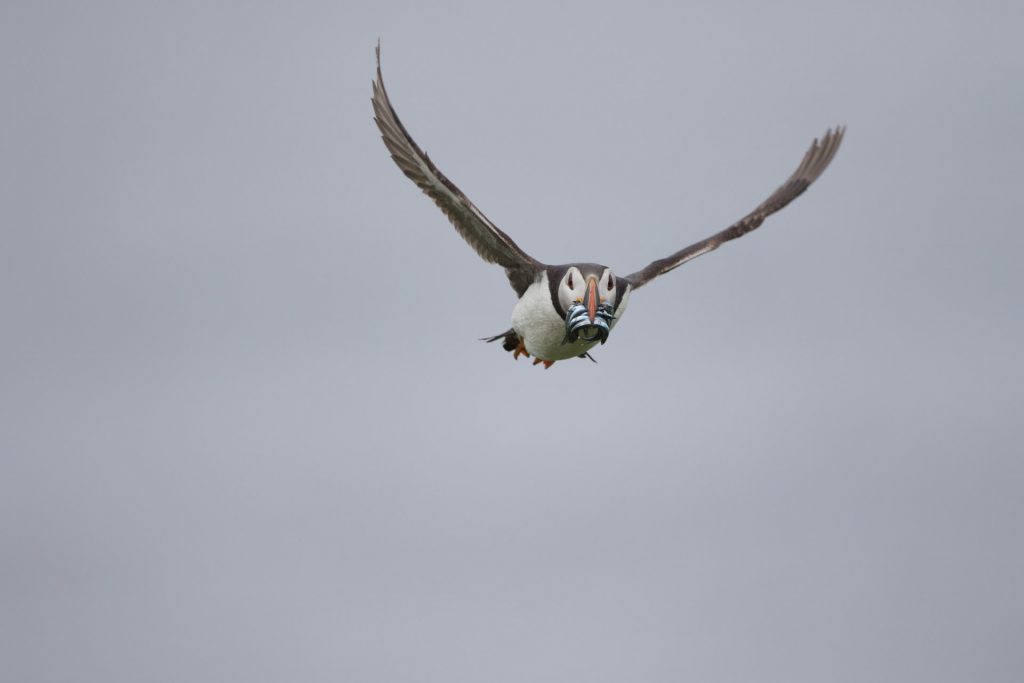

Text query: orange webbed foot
(532, 358), (555, 369)
(513, 340), (530, 360)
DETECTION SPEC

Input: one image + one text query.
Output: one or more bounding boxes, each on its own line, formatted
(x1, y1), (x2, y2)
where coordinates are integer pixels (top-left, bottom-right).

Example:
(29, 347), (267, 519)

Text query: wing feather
(624, 127), (845, 289)
(371, 45), (542, 296)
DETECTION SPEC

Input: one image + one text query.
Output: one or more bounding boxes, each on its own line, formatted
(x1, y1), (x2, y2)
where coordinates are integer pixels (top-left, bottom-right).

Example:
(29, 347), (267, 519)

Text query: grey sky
(2, 1), (1022, 681)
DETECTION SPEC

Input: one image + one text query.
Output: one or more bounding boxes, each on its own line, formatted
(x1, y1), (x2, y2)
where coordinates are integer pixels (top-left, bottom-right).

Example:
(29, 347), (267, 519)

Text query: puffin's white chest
(510, 273), (630, 361)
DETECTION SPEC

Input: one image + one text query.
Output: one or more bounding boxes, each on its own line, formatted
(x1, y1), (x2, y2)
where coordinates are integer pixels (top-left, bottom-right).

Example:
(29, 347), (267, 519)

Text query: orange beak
(584, 275), (599, 323)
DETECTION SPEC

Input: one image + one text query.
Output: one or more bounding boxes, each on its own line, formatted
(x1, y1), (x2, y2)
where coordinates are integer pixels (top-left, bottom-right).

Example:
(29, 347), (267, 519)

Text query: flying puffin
(371, 46), (844, 368)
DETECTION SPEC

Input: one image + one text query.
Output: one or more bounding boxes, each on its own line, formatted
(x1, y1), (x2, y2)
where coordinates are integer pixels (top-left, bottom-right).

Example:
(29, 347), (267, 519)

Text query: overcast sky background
(3, 1), (1023, 681)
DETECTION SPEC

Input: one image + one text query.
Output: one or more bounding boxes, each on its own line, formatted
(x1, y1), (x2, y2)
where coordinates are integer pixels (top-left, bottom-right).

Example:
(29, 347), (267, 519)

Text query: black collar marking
(545, 265), (570, 319)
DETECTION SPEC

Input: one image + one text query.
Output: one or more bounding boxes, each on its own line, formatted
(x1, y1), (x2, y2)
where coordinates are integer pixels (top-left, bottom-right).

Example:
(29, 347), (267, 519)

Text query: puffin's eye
(567, 273), (574, 289)
(608, 275), (615, 291)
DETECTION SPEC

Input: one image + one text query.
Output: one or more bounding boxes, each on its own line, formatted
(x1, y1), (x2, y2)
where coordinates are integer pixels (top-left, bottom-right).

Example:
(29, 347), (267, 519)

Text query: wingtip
(373, 40), (385, 91)
(827, 125), (846, 155)
(815, 125), (845, 148)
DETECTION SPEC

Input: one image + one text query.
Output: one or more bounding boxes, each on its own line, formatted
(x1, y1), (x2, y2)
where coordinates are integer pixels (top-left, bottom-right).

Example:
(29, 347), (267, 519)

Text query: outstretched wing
(624, 127), (845, 289)
(371, 45), (543, 296)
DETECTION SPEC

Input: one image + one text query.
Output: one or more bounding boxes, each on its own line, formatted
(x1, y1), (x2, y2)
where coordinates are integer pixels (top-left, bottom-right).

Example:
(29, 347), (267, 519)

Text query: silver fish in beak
(563, 276), (615, 344)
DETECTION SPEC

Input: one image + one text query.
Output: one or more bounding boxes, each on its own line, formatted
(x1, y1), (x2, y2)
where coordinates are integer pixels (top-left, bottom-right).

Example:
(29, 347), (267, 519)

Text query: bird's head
(557, 265), (618, 345)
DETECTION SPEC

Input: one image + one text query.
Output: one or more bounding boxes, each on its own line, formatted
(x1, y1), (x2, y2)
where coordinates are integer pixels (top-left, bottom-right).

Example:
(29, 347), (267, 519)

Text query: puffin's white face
(557, 267), (617, 312)
(558, 266), (618, 345)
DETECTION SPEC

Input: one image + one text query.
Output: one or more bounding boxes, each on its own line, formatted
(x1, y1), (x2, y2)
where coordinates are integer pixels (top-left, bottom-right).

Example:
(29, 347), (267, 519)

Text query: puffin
(371, 46), (844, 368)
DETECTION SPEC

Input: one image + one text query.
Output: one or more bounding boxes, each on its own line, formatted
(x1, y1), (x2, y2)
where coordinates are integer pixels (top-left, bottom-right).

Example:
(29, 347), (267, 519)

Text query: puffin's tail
(480, 329), (520, 353)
